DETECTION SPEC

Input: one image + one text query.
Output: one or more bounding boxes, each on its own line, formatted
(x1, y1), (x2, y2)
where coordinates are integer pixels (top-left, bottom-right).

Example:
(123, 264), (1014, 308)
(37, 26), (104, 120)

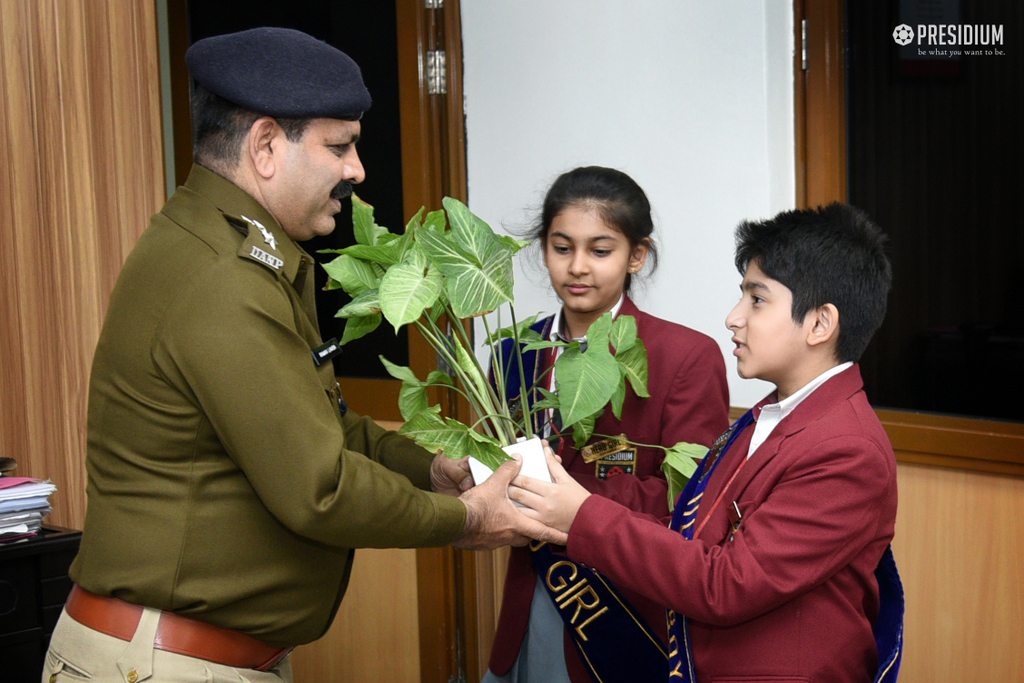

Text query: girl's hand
(509, 442), (590, 536)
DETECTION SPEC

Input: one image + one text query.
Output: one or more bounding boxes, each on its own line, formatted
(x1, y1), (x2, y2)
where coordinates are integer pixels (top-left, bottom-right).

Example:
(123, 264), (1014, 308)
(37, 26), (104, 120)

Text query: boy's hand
(430, 452), (473, 496)
(453, 455), (567, 550)
(509, 443), (589, 537)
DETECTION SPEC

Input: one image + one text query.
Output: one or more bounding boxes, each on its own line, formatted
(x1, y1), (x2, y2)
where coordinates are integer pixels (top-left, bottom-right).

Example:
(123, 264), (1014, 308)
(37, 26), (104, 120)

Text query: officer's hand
(430, 453), (473, 496)
(509, 442), (590, 535)
(454, 456), (568, 550)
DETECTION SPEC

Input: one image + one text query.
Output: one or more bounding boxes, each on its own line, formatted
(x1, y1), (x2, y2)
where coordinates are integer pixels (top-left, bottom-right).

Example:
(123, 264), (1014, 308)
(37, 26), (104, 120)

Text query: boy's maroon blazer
(488, 297), (730, 682)
(567, 364), (898, 683)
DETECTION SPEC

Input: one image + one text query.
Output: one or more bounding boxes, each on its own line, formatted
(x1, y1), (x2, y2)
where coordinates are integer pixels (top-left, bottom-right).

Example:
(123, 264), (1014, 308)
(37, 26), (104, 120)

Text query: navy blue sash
(665, 412), (905, 682)
(666, 413), (753, 682)
(502, 315), (671, 682)
(873, 545), (904, 682)
(531, 541), (668, 683)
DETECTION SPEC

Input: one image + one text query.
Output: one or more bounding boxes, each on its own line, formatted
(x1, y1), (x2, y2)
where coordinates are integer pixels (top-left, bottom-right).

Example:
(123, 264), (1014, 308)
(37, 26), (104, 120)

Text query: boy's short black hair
(734, 202), (892, 362)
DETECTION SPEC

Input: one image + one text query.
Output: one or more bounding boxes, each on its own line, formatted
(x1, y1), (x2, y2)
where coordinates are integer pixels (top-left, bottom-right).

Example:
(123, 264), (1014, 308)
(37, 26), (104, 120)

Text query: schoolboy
(513, 203), (900, 683)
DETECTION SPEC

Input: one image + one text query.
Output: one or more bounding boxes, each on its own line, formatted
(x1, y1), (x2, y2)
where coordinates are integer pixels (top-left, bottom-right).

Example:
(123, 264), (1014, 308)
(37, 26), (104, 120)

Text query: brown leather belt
(64, 585), (292, 672)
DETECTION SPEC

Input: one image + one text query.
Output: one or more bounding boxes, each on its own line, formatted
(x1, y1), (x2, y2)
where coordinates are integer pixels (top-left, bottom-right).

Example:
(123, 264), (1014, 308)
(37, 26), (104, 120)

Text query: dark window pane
(188, 1), (408, 378)
(847, 1), (1024, 422)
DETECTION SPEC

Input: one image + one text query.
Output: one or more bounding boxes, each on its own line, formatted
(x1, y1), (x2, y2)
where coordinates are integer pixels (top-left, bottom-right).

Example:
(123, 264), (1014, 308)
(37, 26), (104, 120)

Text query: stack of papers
(0, 477), (57, 542)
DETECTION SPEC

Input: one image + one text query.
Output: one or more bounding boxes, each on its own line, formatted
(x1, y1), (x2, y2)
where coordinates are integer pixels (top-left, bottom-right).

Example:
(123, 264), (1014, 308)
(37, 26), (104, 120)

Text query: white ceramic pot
(468, 435), (552, 486)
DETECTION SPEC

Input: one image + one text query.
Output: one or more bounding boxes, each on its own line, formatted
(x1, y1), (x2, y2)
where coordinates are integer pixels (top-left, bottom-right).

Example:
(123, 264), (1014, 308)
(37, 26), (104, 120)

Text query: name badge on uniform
(249, 245), (283, 270)
(312, 338), (342, 367)
(582, 435), (636, 479)
(581, 435), (629, 463)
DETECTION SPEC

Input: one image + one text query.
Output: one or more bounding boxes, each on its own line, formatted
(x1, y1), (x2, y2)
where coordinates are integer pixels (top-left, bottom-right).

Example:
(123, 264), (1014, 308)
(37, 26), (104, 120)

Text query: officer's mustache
(331, 181), (353, 201)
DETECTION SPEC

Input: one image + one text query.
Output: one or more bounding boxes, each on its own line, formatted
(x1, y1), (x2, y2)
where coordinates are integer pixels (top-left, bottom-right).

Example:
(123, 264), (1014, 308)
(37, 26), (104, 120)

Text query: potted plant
(322, 196), (702, 501)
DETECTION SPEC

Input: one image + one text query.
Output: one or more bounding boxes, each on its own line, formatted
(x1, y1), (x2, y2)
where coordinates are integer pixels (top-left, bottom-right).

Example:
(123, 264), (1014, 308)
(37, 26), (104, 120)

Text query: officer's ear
(248, 117), (282, 180)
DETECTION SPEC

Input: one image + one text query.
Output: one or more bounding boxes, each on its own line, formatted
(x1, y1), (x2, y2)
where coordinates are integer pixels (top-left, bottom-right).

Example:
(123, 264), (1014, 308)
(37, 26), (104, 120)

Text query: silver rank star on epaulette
(242, 215), (277, 251)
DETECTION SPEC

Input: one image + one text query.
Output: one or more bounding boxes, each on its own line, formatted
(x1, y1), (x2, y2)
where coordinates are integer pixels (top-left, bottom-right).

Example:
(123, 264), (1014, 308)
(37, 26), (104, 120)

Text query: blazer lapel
(721, 365), (866, 502)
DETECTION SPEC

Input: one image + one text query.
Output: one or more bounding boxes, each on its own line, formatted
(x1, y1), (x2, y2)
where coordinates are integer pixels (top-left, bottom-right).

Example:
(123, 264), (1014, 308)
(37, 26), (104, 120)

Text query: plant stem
(477, 313), (520, 446)
(589, 432), (670, 453)
(508, 306), (535, 440)
(422, 313), (514, 445)
(447, 309), (516, 444)
(415, 319), (498, 441)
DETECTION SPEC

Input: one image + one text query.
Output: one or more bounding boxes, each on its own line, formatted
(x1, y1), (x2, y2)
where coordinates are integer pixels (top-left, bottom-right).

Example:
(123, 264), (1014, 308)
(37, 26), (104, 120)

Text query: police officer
(42, 27), (554, 683)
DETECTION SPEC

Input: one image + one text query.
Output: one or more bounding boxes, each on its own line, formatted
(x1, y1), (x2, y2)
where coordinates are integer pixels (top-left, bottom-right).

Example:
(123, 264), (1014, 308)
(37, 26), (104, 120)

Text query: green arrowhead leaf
(521, 340), (570, 353)
(498, 234), (531, 254)
(423, 208), (447, 233)
(484, 314), (540, 344)
(571, 410), (600, 449)
(321, 254), (381, 296)
(424, 370), (455, 388)
(405, 206), (425, 232)
(610, 314), (638, 353)
(379, 261), (442, 331)
(378, 359), (455, 421)
(337, 289), (381, 318)
(379, 356), (420, 384)
(416, 224), (515, 318)
(615, 340), (650, 398)
(398, 384), (429, 422)
(610, 367), (627, 420)
(554, 313), (619, 427)
(352, 195), (390, 246)
(399, 409), (511, 470)
(334, 243), (402, 266)
(442, 197), (502, 261)
(339, 313), (381, 345)
(661, 441), (709, 511)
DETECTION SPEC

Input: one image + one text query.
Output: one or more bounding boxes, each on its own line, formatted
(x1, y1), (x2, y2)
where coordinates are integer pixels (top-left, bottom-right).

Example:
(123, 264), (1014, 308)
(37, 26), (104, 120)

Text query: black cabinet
(0, 525), (81, 683)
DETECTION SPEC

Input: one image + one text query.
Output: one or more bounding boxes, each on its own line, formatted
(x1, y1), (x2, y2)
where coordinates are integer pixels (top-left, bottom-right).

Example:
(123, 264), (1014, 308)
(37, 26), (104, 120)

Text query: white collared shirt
(548, 294), (626, 347)
(746, 361), (853, 459)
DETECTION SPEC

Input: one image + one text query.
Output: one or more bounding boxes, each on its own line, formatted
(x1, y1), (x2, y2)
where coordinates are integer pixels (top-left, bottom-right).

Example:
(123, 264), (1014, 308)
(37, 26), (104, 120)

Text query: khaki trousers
(43, 607), (293, 683)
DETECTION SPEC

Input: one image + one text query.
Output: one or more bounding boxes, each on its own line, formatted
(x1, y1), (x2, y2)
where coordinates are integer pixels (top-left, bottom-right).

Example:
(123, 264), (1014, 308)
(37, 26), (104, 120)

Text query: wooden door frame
(395, 2), (489, 682)
(795, 0), (1024, 476)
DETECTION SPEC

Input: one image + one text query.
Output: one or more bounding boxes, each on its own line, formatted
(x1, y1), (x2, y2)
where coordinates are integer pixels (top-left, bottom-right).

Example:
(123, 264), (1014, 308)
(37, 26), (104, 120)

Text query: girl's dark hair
(533, 166), (659, 293)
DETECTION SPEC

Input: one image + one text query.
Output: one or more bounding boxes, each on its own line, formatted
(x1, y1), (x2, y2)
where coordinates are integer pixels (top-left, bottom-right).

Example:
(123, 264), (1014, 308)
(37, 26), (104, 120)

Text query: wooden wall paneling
(290, 548), (422, 683)
(473, 545), (509, 674)
(892, 462), (1024, 682)
(0, 0), (165, 529)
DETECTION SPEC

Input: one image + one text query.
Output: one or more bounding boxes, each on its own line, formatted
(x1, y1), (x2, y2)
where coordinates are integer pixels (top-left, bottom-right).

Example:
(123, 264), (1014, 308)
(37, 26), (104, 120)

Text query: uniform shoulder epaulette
(233, 214), (285, 272)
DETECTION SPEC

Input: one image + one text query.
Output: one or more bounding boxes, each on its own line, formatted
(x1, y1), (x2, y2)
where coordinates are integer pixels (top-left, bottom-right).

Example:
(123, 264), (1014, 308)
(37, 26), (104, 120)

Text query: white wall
(461, 0), (794, 408)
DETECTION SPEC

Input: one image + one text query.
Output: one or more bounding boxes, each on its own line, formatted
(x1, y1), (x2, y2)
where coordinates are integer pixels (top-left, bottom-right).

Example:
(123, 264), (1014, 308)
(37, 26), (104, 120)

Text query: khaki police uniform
(57, 165), (464, 661)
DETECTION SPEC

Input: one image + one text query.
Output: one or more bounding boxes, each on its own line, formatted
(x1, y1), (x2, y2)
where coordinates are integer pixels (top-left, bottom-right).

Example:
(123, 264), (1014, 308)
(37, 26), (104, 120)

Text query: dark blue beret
(185, 27), (371, 119)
